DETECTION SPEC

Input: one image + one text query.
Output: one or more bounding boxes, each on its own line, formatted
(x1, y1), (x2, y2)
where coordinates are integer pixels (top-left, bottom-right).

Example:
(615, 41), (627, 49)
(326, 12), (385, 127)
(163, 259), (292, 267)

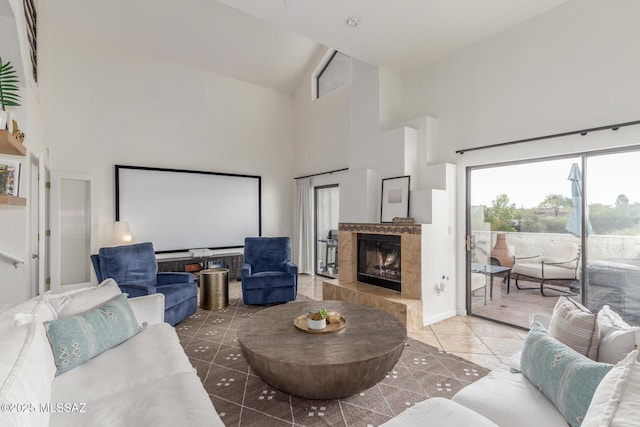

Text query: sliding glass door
(584, 150), (640, 323)
(467, 148), (640, 327)
(467, 157), (580, 328)
(315, 185), (339, 278)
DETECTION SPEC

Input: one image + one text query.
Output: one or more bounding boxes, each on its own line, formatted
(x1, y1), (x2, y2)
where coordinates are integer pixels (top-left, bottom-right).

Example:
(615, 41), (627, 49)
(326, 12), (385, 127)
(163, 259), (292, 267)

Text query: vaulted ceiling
(11, 0), (571, 93)
(219, 0), (570, 76)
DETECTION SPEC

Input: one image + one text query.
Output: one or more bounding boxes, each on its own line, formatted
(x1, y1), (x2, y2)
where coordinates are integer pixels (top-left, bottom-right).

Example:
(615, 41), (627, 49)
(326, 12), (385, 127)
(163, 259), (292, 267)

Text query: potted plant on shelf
(0, 57), (21, 130)
(307, 308), (328, 330)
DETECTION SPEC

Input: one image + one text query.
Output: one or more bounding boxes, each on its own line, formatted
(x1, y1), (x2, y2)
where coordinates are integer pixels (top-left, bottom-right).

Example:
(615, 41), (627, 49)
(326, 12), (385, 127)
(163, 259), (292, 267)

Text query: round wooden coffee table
(237, 300), (407, 399)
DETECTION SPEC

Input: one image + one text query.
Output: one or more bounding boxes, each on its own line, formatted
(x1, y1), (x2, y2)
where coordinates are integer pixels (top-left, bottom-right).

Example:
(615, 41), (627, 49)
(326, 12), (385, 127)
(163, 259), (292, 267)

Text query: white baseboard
(422, 309), (458, 327)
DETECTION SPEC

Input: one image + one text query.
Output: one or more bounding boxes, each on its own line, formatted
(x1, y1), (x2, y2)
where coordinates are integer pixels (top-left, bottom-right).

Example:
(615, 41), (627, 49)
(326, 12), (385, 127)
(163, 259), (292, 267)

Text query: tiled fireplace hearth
(323, 223), (424, 331)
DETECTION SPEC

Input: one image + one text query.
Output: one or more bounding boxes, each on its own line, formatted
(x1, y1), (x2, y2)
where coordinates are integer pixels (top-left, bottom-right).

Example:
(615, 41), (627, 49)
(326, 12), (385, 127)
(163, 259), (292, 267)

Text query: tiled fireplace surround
(323, 223), (424, 331)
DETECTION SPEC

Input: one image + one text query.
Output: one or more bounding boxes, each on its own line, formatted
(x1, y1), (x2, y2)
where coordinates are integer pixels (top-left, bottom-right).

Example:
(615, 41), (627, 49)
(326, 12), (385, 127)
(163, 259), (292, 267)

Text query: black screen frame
(115, 164), (262, 253)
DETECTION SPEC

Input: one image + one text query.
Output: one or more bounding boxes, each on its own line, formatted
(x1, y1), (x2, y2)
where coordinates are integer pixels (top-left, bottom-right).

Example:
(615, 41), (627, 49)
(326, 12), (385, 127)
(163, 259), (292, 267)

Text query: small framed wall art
(380, 175), (410, 223)
(0, 158), (20, 196)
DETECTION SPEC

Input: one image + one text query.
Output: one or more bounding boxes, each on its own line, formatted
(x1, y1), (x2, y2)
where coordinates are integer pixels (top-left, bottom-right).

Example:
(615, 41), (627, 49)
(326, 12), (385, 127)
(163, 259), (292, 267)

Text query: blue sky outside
(471, 151), (640, 209)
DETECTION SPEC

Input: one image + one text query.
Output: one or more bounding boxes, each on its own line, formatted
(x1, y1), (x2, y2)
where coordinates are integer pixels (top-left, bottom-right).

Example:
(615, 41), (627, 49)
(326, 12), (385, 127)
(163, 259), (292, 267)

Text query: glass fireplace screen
(357, 233), (401, 291)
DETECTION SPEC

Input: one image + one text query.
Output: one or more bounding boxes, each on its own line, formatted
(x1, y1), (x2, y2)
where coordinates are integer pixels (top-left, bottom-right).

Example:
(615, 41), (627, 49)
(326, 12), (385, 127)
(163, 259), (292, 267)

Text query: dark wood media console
(157, 252), (243, 281)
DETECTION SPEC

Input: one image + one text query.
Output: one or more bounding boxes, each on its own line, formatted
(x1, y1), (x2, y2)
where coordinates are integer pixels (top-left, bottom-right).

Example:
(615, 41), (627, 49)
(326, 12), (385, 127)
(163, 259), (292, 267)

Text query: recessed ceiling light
(345, 16), (360, 28)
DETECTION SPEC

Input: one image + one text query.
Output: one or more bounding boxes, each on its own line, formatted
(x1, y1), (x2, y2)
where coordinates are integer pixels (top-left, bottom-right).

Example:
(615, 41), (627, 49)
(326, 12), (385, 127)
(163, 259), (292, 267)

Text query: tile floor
(469, 275), (565, 329)
(239, 274), (528, 371)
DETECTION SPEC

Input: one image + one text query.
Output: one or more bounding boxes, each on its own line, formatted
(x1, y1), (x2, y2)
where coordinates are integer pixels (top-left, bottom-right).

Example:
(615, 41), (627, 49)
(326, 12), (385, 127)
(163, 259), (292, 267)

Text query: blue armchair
(241, 237), (298, 305)
(91, 242), (197, 326)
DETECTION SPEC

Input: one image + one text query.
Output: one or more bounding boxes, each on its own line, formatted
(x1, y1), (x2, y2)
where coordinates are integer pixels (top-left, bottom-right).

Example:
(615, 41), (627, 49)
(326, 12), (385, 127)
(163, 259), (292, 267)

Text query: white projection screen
(116, 165), (261, 253)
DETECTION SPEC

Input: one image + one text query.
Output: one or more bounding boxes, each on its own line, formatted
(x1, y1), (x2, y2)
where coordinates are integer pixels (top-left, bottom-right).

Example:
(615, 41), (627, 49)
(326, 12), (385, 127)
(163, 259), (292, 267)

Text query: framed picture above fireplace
(380, 175), (410, 223)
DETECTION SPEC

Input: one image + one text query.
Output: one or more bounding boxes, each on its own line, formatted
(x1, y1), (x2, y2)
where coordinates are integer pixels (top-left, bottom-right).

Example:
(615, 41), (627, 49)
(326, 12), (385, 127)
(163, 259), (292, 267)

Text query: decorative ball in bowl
(307, 308), (328, 330)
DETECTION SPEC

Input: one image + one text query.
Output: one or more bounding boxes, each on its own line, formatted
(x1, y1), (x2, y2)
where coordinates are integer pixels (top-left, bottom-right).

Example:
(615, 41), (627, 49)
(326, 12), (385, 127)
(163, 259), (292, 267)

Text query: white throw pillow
(597, 306), (639, 365)
(0, 301), (57, 427)
(44, 279), (122, 318)
(548, 296), (600, 360)
(582, 349), (640, 427)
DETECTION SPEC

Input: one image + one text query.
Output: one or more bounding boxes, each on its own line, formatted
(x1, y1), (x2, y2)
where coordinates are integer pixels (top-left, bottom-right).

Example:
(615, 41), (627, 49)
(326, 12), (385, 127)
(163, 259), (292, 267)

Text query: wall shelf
(0, 130), (26, 156)
(0, 194), (27, 206)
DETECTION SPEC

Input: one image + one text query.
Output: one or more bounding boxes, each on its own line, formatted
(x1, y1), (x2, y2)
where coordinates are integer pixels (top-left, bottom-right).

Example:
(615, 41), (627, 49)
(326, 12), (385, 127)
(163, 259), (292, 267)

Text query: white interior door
(38, 153), (49, 295)
(29, 152), (49, 296)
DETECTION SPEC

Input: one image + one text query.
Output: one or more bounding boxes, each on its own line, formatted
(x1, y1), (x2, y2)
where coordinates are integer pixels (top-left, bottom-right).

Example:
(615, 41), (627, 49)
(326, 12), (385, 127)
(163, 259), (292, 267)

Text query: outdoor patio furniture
(587, 258), (640, 323)
(471, 272), (487, 304)
(511, 242), (580, 297)
(319, 229), (339, 274)
(471, 264), (513, 304)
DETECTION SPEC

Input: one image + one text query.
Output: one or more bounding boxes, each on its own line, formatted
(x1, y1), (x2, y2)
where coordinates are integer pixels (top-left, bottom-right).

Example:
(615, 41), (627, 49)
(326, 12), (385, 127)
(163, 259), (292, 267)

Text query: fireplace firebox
(357, 233), (401, 291)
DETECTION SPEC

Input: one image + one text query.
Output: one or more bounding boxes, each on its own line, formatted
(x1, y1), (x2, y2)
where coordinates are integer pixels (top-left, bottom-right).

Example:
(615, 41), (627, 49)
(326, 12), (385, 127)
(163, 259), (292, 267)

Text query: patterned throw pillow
(548, 296), (600, 360)
(44, 294), (141, 375)
(521, 322), (613, 427)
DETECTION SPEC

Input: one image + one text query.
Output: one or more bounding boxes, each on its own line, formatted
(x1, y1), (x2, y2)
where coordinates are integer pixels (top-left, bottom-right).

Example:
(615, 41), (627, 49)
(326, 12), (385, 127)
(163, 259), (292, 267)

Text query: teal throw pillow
(44, 294), (142, 375)
(521, 322), (613, 427)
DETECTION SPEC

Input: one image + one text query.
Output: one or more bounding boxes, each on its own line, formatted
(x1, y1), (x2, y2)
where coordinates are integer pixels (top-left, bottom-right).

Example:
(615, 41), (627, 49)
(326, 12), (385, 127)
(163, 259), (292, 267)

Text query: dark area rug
(177, 296), (491, 426)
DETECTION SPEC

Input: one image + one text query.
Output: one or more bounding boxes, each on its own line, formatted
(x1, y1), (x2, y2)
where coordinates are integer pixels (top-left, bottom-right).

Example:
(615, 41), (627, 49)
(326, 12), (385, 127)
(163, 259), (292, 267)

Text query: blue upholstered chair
(91, 242), (197, 326)
(241, 237), (298, 305)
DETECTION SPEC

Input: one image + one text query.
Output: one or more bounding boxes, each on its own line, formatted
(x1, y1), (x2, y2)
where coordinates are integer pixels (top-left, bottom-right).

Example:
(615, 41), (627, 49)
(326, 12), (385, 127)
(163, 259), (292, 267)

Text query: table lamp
(113, 221), (133, 245)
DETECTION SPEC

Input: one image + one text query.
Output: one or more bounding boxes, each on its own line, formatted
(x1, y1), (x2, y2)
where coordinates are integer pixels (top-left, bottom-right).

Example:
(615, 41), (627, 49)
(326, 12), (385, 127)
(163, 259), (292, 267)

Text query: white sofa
(384, 301), (639, 427)
(383, 352), (568, 427)
(0, 281), (223, 427)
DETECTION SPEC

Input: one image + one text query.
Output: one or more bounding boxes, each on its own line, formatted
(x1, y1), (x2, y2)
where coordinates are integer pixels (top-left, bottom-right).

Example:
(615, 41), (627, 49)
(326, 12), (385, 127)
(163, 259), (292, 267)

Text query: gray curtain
(293, 178), (314, 274)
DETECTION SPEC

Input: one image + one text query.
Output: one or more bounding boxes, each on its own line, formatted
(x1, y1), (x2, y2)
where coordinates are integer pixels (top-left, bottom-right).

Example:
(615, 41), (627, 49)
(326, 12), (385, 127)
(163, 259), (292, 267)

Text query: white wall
(42, 7), (295, 273)
(379, 67), (403, 131)
(0, 186), (28, 305)
(396, 0), (640, 315)
(0, 0), (45, 305)
(292, 48), (350, 178)
(291, 54), (404, 180)
(349, 59), (380, 141)
(421, 164), (457, 325)
(400, 0), (640, 161)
